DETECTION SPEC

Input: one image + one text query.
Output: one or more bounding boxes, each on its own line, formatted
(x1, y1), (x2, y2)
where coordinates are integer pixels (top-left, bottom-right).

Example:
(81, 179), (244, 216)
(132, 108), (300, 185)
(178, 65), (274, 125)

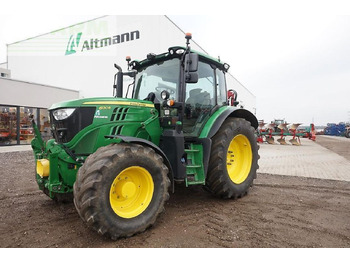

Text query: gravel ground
(0, 136), (349, 248)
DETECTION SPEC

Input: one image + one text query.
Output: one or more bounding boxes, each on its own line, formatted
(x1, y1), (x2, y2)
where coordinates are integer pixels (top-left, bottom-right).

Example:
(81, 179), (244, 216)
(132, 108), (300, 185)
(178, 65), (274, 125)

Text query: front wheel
(73, 143), (170, 240)
(206, 118), (259, 199)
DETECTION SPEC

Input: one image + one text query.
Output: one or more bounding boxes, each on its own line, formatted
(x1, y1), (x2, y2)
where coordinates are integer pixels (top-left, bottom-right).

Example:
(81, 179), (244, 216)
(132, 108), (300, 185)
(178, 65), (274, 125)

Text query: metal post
(36, 108), (41, 135)
(16, 106), (20, 145)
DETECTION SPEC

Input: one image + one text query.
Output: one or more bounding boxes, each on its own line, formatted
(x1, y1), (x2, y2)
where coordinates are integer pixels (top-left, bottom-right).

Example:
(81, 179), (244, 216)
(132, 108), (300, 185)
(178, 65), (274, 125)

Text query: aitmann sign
(65, 30), (140, 55)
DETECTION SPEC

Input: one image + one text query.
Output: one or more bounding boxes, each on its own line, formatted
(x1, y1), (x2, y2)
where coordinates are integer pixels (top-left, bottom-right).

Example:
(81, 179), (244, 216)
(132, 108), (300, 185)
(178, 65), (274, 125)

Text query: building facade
(6, 16), (255, 108)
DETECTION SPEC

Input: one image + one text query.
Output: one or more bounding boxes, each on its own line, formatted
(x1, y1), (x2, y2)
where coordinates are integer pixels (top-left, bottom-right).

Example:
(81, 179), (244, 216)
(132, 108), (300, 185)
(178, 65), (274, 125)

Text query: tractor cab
(114, 33), (230, 138)
(112, 33), (234, 184)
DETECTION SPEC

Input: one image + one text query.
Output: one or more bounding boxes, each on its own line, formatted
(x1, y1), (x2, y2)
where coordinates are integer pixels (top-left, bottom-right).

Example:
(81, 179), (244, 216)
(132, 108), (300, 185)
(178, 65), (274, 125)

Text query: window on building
(40, 109), (51, 141)
(0, 106), (17, 145)
(19, 107), (35, 145)
(0, 105), (51, 146)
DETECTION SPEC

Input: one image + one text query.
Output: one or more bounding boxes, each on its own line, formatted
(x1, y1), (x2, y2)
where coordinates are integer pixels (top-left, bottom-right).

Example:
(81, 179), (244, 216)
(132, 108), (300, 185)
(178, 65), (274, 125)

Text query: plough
(257, 119), (316, 145)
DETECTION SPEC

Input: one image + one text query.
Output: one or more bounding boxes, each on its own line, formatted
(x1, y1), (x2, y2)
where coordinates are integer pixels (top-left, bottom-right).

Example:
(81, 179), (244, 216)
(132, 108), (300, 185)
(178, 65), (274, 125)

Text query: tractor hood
(49, 97), (154, 110)
(48, 97), (157, 145)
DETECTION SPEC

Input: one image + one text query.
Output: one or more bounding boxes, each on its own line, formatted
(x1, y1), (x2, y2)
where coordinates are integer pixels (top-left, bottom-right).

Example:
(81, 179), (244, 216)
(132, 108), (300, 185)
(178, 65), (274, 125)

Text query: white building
(5, 16), (255, 109)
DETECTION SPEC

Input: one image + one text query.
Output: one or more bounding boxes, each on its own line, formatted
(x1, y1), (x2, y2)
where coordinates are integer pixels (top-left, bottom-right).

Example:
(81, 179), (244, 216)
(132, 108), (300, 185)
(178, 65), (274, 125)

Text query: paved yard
(258, 136), (350, 181)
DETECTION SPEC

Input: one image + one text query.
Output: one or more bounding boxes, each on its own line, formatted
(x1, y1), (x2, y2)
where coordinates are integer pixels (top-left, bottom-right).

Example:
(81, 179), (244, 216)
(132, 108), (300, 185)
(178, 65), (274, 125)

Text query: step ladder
(185, 143), (205, 186)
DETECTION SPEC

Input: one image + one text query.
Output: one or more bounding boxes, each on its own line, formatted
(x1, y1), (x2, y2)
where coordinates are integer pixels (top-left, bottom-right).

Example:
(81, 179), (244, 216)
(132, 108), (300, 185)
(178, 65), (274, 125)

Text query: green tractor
(31, 33), (259, 239)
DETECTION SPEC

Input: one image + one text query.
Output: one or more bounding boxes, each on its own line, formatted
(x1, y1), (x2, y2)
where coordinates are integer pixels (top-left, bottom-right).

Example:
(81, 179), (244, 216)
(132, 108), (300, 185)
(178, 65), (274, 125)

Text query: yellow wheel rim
(226, 134), (252, 184)
(109, 166), (154, 219)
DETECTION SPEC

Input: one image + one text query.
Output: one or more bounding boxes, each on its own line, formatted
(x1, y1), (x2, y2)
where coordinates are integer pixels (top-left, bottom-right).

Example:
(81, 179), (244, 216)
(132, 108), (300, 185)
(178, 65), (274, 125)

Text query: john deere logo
(65, 32), (83, 55)
(65, 30), (140, 56)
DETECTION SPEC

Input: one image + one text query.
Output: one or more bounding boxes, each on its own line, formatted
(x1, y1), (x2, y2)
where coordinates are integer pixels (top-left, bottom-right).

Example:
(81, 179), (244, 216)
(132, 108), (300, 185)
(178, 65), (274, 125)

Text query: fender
(105, 135), (175, 192)
(197, 107), (258, 179)
(203, 107), (258, 139)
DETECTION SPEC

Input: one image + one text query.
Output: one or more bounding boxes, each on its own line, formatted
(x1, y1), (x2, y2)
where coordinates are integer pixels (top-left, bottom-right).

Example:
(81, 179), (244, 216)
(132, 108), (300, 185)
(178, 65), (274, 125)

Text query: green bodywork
(51, 97), (161, 150)
(31, 97), (162, 198)
(31, 98), (233, 198)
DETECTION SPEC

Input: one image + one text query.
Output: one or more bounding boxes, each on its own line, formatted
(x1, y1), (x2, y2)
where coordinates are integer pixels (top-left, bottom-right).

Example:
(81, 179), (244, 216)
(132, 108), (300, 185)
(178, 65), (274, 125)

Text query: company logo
(65, 32), (83, 55)
(94, 109), (108, 119)
(65, 30), (140, 56)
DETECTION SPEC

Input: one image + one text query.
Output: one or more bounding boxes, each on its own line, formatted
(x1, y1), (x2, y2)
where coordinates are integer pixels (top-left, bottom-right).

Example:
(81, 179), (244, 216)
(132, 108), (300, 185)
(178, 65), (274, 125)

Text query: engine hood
(49, 97), (154, 110)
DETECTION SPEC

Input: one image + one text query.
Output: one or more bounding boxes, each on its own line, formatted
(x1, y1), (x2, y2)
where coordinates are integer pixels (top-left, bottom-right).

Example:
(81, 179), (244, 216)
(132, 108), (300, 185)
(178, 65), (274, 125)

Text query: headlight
(52, 108), (76, 121)
(223, 63), (230, 71)
(161, 90), (170, 100)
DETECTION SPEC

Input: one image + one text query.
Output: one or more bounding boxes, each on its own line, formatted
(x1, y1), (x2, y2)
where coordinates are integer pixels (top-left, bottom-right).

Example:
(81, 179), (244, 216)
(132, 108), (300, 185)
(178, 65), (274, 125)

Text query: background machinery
(324, 122), (348, 137)
(257, 119), (316, 145)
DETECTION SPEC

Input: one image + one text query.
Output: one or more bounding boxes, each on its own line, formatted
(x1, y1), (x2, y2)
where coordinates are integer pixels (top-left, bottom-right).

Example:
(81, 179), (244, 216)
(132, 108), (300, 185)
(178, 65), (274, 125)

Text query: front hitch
(30, 116), (67, 198)
(30, 116), (45, 153)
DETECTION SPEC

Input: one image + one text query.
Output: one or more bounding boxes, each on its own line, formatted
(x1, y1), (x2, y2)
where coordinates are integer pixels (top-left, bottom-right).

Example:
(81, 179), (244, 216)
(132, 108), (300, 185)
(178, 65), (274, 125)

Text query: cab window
(183, 61), (216, 135)
(134, 59), (180, 101)
(216, 69), (227, 106)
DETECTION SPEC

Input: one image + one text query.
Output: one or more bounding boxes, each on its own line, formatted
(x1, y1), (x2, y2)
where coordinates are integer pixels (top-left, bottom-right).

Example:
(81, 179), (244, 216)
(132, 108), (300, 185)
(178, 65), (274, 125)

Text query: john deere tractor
(31, 33), (259, 239)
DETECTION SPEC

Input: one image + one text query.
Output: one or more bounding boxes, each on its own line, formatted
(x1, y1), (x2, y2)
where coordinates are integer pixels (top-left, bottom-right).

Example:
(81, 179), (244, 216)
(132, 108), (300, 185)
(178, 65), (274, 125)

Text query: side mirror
(185, 53), (199, 83)
(184, 53), (199, 72)
(227, 89), (239, 106)
(185, 72), (198, 83)
(115, 71), (123, 97)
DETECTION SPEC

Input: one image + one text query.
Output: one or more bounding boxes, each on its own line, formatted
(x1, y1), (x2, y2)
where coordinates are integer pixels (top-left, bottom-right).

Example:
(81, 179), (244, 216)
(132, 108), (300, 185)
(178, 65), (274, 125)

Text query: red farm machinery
(257, 119), (316, 146)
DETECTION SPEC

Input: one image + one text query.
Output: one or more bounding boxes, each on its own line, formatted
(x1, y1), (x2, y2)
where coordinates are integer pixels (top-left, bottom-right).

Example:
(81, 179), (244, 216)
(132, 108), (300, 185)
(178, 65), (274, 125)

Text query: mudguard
(105, 135), (175, 192)
(203, 107), (258, 139)
(197, 107), (258, 179)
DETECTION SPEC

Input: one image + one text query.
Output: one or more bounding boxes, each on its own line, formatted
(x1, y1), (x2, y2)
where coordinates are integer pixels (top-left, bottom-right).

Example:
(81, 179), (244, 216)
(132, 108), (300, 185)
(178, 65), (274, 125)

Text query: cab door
(183, 61), (227, 136)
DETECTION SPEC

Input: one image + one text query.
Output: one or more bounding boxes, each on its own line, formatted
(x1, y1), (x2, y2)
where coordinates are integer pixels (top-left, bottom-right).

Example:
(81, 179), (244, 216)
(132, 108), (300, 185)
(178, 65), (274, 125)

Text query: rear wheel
(345, 129), (350, 138)
(73, 143), (170, 239)
(206, 118), (259, 198)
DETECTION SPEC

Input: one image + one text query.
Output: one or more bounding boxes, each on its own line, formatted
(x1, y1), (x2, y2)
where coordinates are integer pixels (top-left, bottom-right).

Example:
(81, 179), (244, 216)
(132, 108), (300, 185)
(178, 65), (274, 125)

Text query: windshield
(133, 58), (180, 101)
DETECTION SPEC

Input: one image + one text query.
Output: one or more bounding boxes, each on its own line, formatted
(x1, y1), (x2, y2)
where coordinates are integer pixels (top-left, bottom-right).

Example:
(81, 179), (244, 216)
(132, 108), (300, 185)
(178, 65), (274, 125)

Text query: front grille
(110, 125), (124, 135)
(110, 107), (129, 121)
(50, 107), (95, 143)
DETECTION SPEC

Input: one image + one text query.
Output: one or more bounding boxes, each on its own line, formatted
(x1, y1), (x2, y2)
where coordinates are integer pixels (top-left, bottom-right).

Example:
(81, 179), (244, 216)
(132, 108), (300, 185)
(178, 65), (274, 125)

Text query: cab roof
(130, 46), (230, 72)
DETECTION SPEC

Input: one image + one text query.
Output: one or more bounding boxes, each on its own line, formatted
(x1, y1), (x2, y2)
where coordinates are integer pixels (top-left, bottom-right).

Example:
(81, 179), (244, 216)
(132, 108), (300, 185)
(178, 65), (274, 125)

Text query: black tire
(73, 143), (170, 240)
(206, 118), (259, 199)
(345, 129), (350, 138)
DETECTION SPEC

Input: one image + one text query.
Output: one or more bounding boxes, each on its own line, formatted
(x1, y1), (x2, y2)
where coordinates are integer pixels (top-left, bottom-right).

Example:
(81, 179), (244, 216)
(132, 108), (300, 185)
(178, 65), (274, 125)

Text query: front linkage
(31, 118), (82, 200)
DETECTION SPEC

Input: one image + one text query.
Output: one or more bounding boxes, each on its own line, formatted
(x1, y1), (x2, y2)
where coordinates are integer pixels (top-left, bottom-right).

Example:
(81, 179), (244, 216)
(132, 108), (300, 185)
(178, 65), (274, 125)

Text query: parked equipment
(324, 122), (347, 137)
(31, 34), (259, 240)
(257, 119), (316, 145)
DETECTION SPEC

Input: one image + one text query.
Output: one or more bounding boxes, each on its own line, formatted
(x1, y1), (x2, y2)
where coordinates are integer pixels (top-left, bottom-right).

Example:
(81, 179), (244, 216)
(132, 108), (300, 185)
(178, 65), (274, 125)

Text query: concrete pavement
(258, 137), (350, 182)
(0, 145), (32, 153)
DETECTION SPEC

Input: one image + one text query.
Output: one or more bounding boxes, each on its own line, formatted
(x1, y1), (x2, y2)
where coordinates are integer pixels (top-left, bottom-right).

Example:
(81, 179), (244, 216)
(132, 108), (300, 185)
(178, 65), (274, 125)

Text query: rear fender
(198, 107), (258, 178)
(204, 107), (258, 139)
